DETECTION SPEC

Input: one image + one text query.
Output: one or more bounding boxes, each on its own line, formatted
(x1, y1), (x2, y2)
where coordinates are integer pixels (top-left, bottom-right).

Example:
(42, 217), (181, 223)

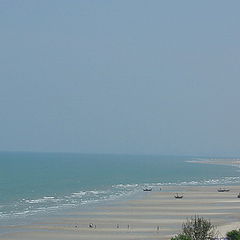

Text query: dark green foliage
(226, 229), (240, 240)
(181, 215), (216, 240)
(171, 234), (191, 240)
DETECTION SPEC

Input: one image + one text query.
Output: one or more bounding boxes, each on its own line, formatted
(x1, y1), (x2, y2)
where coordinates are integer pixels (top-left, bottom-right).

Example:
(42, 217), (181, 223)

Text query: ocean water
(0, 152), (239, 227)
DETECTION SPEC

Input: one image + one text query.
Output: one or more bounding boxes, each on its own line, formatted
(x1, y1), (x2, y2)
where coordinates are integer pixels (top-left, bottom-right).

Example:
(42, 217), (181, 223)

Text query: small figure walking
(127, 224), (130, 230)
(117, 224), (119, 228)
(157, 226), (160, 231)
(89, 223), (94, 228)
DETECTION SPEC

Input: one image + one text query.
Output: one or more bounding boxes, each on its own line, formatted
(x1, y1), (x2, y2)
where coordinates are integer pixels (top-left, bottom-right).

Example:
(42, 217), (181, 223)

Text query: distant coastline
(187, 158), (240, 168)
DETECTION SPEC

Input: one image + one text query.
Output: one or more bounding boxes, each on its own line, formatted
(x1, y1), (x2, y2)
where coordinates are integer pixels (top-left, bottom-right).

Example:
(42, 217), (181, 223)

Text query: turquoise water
(0, 152), (239, 225)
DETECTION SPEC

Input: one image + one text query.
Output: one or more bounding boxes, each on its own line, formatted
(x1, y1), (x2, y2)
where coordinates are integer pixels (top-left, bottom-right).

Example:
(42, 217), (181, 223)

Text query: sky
(0, 0), (240, 156)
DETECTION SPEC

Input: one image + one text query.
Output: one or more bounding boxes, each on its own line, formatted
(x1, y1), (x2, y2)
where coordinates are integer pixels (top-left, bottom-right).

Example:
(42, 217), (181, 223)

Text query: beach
(1, 0), (240, 238)
(1, 185), (240, 240)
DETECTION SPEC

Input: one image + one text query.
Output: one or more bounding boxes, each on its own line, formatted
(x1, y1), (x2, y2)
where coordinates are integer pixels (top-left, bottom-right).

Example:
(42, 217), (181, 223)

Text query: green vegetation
(171, 234), (191, 240)
(226, 229), (240, 240)
(171, 215), (216, 240)
(171, 215), (240, 240)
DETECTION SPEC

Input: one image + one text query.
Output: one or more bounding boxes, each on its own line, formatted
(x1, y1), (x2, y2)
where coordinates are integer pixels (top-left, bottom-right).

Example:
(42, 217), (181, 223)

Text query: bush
(226, 229), (240, 240)
(181, 215), (216, 240)
(171, 234), (191, 240)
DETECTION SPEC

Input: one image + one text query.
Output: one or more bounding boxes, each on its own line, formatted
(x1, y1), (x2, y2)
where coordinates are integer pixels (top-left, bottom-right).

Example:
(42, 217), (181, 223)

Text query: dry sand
(1, 185), (240, 240)
(188, 158), (240, 167)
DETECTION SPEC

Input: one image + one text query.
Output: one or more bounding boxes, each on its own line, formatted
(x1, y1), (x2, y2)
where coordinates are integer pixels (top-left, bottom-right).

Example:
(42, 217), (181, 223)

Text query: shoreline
(1, 185), (240, 240)
(1, 158), (240, 240)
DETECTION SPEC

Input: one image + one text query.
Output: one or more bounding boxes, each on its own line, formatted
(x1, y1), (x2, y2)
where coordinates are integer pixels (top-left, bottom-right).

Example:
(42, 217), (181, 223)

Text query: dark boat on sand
(174, 193), (183, 199)
(143, 188), (152, 192)
(217, 188), (230, 192)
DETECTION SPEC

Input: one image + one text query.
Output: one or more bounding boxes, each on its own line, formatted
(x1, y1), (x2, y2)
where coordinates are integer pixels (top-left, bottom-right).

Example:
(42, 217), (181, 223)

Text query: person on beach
(89, 223), (94, 228)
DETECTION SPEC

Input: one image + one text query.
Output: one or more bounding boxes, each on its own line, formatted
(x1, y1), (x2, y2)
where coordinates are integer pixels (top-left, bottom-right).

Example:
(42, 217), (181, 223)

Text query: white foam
(15, 210), (31, 215)
(71, 191), (86, 197)
(43, 196), (55, 199)
(25, 199), (45, 204)
(87, 190), (107, 195)
(113, 183), (138, 188)
(25, 196), (58, 204)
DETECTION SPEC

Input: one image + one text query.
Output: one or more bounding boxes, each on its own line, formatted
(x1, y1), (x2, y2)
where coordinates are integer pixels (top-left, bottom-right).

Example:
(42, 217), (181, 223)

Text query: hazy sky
(0, 0), (240, 156)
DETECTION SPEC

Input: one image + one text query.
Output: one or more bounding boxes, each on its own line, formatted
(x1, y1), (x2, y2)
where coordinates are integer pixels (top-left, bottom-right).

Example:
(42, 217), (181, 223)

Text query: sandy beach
(188, 158), (240, 167)
(1, 0), (240, 238)
(1, 185), (240, 240)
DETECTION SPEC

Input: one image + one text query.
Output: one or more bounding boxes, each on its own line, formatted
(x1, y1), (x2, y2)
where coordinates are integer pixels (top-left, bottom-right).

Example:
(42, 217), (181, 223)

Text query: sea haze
(0, 152), (239, 226)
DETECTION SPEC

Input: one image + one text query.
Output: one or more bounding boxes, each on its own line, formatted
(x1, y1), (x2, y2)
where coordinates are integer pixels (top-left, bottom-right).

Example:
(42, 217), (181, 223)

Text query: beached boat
(217, 188), (230, 192)
(143, 188), (152, 192)
(174, 193), (183, 199)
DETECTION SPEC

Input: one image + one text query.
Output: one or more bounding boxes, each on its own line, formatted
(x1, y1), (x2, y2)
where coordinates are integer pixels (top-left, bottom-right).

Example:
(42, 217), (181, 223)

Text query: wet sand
(1, 185), (240, 240)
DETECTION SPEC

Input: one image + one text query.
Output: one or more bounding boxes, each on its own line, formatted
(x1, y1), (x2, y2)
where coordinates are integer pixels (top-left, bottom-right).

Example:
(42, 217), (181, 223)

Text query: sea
(0, 152), (240, 232)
